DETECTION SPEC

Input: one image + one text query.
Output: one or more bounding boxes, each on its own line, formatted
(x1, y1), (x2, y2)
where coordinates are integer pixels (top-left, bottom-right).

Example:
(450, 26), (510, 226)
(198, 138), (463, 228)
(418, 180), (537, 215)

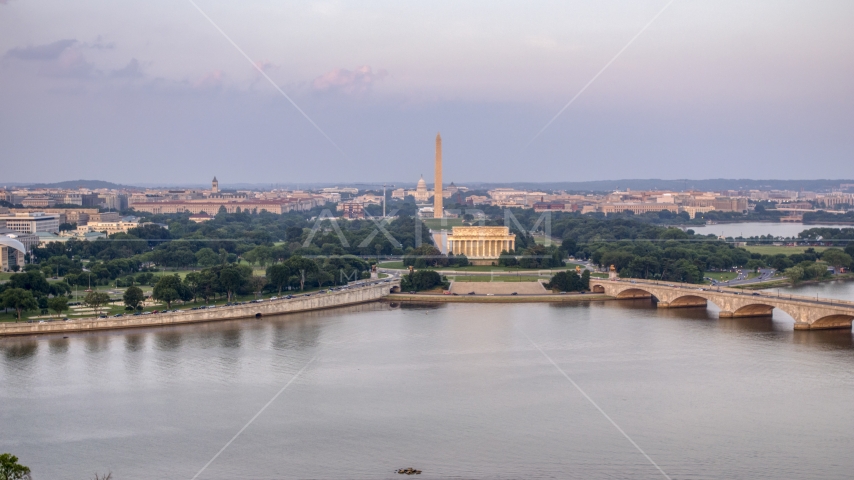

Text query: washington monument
(434, 133), (443, 218)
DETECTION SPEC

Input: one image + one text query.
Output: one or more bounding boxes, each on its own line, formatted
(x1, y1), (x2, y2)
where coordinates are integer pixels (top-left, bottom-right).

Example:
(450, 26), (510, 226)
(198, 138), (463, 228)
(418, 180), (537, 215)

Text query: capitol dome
(413, 174), (431, 202)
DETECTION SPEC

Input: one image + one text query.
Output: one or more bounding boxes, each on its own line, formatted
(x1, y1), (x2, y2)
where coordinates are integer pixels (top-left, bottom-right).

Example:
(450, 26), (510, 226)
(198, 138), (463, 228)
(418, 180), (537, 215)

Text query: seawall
(0, 281), (398, 337)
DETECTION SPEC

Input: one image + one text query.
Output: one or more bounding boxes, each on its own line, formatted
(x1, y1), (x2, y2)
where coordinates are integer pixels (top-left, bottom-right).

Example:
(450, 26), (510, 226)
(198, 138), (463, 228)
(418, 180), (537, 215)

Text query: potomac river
(2, 290), (854, 479)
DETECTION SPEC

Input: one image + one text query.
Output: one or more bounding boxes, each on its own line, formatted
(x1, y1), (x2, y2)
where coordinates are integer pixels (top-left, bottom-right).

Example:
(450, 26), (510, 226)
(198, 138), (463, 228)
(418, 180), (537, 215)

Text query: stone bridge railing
(0, 280), (400, 337)
(590, 278), (854, 330)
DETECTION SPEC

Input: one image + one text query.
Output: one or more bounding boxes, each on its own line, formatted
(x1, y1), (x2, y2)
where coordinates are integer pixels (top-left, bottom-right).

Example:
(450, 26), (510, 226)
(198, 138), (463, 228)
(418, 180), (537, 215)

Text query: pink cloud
(254, 59), (275, 72)
(193, 70), (224, 89)
(312, 65), (387, 94)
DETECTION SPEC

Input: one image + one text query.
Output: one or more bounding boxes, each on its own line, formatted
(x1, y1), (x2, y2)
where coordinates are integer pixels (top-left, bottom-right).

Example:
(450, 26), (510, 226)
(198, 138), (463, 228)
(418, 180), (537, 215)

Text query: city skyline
(2, 1), (853, 183)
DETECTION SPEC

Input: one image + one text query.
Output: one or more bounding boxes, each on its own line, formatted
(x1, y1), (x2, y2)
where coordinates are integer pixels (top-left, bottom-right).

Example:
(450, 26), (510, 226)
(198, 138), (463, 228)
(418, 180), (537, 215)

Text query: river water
(768, 277), (854, 302)
(689, 222), (850, 238)
(3, 298), (853, 480)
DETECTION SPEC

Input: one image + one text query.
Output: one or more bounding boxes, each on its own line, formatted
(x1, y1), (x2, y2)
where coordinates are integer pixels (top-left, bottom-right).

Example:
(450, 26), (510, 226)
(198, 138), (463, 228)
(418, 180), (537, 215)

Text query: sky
(1, 0), (852, 186)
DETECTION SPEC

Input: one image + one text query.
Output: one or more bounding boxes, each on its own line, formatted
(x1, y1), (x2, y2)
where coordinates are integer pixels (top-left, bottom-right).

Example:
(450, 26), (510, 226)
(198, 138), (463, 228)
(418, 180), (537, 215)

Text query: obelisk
(433, 133), (443, 218)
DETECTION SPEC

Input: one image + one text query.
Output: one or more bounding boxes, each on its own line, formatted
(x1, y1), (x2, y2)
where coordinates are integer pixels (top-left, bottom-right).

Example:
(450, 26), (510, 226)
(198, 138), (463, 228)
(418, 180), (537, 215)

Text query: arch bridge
(591, 279), (854, 330)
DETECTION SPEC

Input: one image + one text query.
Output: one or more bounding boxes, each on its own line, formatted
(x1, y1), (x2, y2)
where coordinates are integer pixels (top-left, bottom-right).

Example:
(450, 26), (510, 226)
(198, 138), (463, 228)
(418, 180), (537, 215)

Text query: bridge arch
(615, 288), (656, 300)
(810, 314), (854, 330)
(668, 294), (710, 308)
(591, 284), (605, 294)
(731, 303), (775, 318)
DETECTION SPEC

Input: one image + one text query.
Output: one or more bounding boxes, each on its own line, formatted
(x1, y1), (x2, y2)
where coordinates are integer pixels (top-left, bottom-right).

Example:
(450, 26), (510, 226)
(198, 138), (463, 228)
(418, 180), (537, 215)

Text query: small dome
(417, 175), (427, 188)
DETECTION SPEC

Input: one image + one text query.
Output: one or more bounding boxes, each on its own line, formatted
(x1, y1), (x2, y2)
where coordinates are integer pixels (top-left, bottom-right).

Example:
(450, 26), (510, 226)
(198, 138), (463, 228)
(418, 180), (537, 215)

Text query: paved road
(709, 268), (777, 286)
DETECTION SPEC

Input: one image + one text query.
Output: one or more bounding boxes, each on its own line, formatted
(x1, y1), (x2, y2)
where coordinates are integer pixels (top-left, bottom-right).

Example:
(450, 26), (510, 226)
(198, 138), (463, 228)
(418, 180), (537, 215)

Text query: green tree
(152, 274), (187, 309)
(400, 270), (445, 292)
(183, 272), (202, 303)
(581, 270), (590, 290)
(1, 289), (38, 322)
(784, 266), (805, 284)
(249, 275), (268, 298)
(218, 264), (252, 301)
(47, 296), (69, 318)
(244, 245), (274, 267)
(845, 243), (854, 258)
(745, 259), (765, 272)
(498, 251), (517, 267)
(284, 256), (318, 291)
(820, 248), (852, 270)
(123, 286), (145, 311)
(546, 271), (584, 292)
(198, 270), (218, 303)
(84, 291), (111, 315)
(266, 264), (291, 295)
(195, 248), (220, 268)
(312, 270), (334, 288)
(0, 453), (32, 480)
(8, 271), (51, 297)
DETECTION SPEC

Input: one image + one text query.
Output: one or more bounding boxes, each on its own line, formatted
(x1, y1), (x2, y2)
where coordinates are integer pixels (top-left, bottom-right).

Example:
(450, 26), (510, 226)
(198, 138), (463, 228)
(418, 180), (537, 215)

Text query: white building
(0, 228), (34, 271)
(80, 216), (140, 235)
(0, 212), (60, 234)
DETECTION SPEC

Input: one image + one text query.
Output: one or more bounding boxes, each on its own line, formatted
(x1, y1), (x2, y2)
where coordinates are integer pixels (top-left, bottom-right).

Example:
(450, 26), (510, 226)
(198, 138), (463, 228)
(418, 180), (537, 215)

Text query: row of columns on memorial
(448, 239), (514, 258)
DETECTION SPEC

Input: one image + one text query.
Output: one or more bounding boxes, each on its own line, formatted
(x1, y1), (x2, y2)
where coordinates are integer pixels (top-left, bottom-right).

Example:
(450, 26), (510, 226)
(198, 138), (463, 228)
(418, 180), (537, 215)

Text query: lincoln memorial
(447, 226), (515, 261)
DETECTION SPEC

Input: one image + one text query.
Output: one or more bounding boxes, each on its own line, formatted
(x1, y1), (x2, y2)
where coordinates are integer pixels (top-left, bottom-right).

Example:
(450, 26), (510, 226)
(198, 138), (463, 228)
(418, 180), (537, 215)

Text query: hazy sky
(1, 0), (852, 185)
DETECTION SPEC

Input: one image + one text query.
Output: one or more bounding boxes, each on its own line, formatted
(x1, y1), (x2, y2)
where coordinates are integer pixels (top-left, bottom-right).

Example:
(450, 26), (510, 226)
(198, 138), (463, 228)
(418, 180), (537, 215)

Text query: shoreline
(0, 282), (396, 337)
(384, 293), (614, 303)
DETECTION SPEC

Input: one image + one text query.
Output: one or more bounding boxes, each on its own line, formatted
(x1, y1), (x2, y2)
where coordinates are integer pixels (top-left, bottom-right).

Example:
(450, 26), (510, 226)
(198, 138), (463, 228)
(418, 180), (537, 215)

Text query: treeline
(798, 227), (854, 243)
(1, 254), (372, 320)
(400, 271), (447, 292)
(149, 255), (371, 307)
(545, 270), (590, 292)
(0, 270), (72, 319)
(402, 245), (470, 268)
(803, 211), (854, 224)
(25, 209), (432, 287)
(488, 213), (851, 284)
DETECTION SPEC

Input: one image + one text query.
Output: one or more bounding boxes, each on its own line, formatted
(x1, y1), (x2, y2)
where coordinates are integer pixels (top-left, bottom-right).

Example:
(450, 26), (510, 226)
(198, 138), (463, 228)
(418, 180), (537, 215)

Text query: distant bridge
(591, 279), (854, 330)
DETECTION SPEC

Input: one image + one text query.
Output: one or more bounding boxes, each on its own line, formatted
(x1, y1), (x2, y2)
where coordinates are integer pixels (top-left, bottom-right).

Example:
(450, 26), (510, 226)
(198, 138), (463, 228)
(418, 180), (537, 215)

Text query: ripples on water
(1, 300), (853, 479)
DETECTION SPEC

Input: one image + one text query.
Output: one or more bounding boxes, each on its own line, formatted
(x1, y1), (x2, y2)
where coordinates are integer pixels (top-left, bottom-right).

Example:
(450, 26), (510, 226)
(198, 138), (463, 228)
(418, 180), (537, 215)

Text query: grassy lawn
(448, 275), (543, 282)
(744, 245), (829, 255)
(421, 218), (464, 230)
(379, 261), (407, 269)
(378, 261), (584, 272)
(705, 271), (739, 281)
(532, 234), (562, 246)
